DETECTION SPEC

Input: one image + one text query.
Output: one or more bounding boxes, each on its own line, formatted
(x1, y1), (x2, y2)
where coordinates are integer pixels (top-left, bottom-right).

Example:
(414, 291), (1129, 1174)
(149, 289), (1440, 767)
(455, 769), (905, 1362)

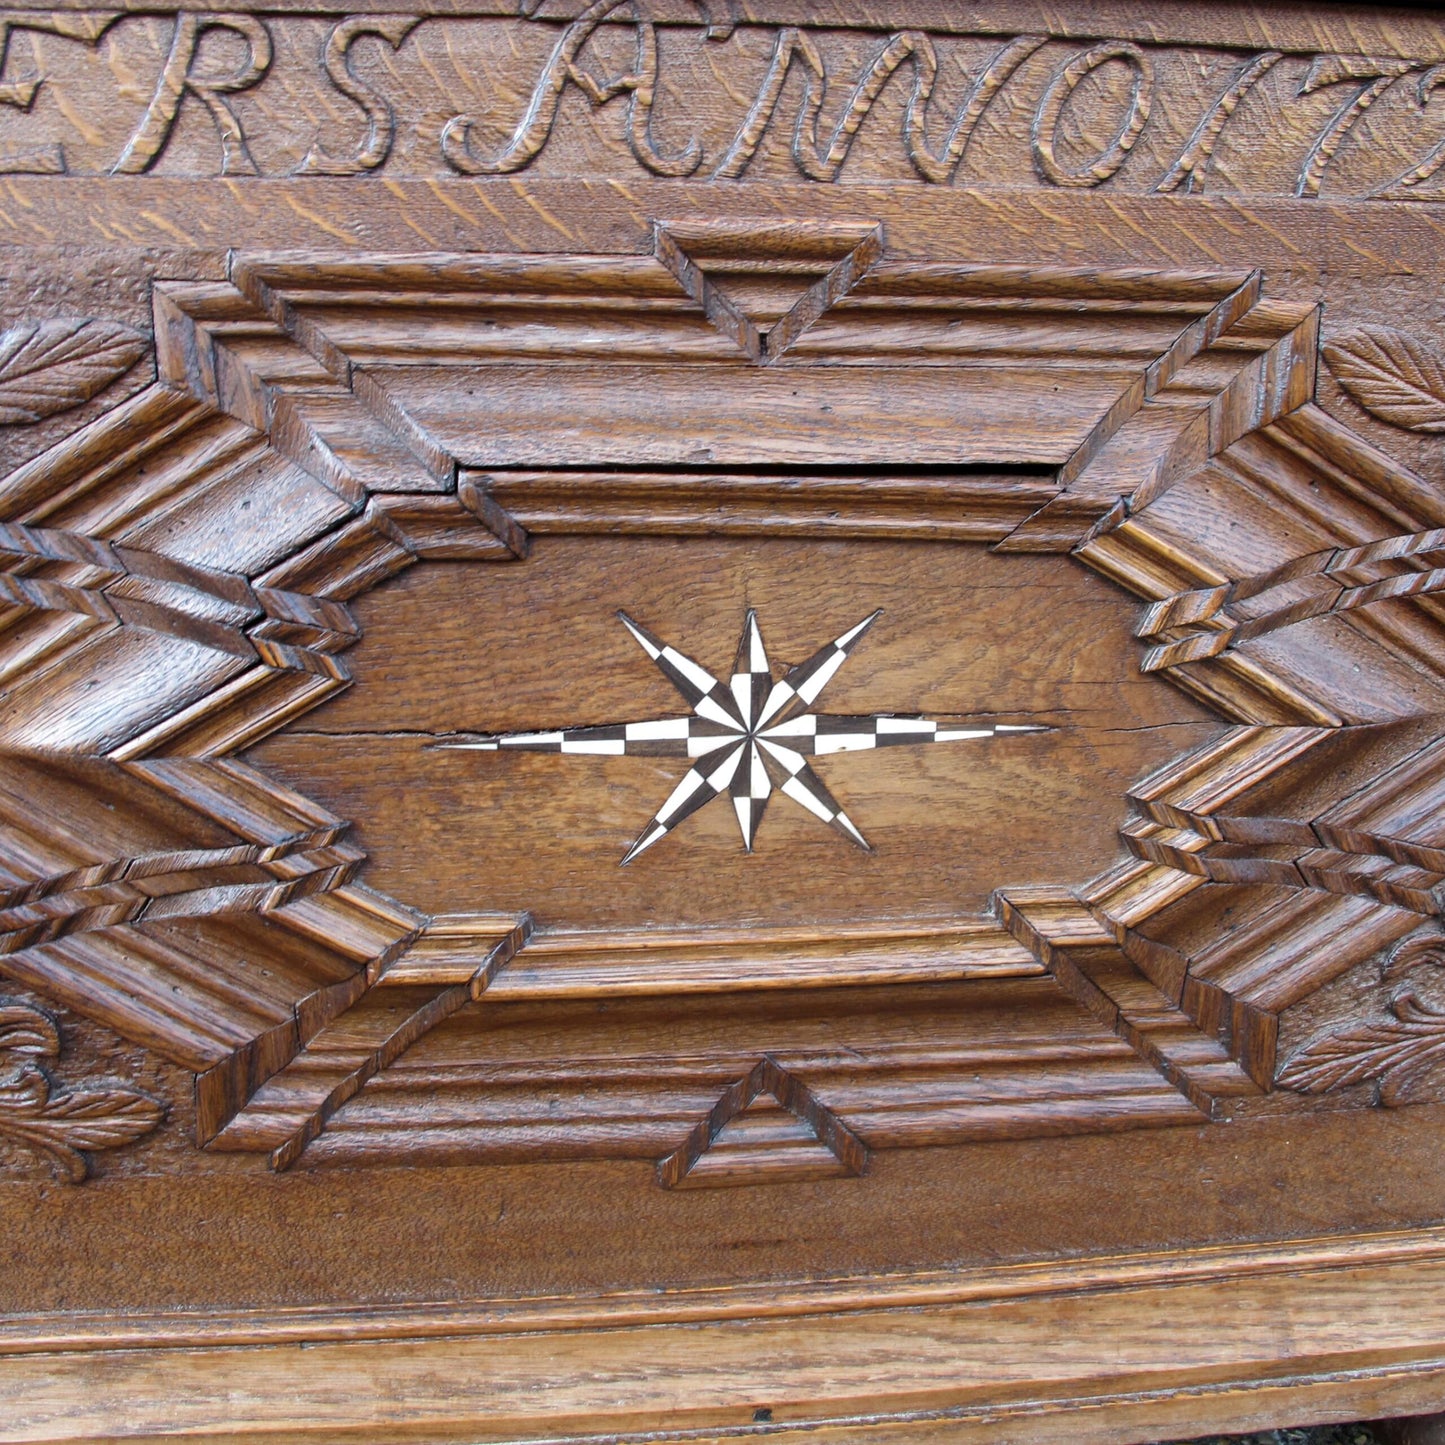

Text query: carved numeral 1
(1154, 50), (1283, 195)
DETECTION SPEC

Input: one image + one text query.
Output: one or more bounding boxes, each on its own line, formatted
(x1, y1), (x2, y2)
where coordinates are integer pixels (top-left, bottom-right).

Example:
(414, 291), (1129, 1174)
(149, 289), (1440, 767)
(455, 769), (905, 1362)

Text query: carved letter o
(1032, 41), (1154, 187)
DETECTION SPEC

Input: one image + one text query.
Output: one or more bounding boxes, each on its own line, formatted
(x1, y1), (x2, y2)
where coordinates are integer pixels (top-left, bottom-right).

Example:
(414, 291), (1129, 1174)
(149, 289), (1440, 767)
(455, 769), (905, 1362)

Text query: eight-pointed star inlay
(439, 610), (1047, 864)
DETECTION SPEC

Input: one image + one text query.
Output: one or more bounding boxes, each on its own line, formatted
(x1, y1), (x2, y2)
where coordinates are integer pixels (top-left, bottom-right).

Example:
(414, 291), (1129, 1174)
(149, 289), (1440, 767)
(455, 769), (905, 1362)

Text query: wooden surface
(2, 0), (1445, 1438)
(251, 538), (1215, 928)
(7, 1229), (1445, 1443)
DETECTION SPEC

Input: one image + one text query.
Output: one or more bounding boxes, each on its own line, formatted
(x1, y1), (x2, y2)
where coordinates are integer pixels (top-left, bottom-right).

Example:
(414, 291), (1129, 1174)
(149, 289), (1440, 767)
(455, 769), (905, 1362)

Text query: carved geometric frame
(3, 217), (1442, 1181)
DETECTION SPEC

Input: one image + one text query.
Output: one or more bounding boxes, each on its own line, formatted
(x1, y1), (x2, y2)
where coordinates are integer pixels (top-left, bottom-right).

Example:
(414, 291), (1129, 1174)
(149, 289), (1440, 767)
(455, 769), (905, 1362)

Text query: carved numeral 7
(1294, 54), (1416, 199)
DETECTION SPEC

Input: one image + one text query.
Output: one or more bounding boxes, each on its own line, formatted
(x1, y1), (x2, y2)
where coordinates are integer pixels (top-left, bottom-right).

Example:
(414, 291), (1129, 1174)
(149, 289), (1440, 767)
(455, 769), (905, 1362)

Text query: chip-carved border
(1, 219), (1441, 1177)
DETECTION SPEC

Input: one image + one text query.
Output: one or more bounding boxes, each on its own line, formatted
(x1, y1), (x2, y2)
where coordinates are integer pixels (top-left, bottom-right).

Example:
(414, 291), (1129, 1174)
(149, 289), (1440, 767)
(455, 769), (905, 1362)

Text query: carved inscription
(1, 11), (1445, 195)
(0, 14), (111, 172)
(111, 13), (273, 175)
(297, 16), (420, 176)
(442, 0), (700, 178)
(1030, 41), (1152, 188)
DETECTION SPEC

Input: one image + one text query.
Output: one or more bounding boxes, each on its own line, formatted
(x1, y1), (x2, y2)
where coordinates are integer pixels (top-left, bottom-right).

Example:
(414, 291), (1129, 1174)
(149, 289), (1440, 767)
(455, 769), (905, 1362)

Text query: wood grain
(3, 1248), (1445, 1443)
(0, 206), (1435, 1184)
(0, 209), (1436, 1174)
(251, 535), (1218, 930)
(0, 1), (1444, 1433)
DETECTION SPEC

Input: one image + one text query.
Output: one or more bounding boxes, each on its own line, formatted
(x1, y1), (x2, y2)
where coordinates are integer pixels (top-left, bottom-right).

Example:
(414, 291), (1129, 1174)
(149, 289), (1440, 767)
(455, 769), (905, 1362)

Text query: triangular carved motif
(658, 1056), (868, 1188)
(654, 219), (884, 364)
(3, 248), (1439, 1176)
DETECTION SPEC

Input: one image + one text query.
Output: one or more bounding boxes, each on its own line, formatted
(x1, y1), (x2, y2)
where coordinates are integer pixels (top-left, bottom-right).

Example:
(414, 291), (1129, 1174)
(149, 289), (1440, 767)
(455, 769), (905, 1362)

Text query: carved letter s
(298, 15), (420, 176)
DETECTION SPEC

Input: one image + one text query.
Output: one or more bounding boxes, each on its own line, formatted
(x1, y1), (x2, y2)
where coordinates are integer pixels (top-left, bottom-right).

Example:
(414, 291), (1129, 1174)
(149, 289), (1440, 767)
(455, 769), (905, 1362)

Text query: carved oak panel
(4, 2), (1445, 1440)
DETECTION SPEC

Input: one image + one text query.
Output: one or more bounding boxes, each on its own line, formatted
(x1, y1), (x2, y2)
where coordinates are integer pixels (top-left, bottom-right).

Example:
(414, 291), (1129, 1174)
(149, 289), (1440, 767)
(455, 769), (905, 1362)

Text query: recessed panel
(251, 535), (1223, 932)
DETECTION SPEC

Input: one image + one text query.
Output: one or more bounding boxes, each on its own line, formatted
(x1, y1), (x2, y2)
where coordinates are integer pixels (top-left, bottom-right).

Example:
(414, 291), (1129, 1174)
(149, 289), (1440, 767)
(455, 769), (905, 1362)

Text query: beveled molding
(4, 1228), (1445, 1444)
(5, 217), (1445, 1185)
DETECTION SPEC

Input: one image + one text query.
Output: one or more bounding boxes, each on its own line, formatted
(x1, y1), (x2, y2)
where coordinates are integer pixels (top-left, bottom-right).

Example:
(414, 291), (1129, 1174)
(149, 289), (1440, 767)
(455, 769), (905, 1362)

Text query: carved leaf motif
(0, 1002), (163, 1181)
(0, 1064), (163, 1182)
(0, 318), (148, 425)
(1383, 933), (1445, 980)
(1276, 990), (1445, 1097)
(19, 1086), (165, 1151)
(1322, 327), (1445, 432)
(0, 1063), (52, 1114)
(0, 1003), (59, 1057)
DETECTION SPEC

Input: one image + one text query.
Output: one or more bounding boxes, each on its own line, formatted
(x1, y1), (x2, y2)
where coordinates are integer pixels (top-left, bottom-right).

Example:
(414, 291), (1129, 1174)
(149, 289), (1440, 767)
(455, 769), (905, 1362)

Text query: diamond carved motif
(2, 219), (1444, 1183)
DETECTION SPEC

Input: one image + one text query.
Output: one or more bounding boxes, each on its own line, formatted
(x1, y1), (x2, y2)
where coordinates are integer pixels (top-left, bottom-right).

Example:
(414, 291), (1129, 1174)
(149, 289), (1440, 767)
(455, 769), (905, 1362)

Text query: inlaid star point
(441, 608), (1049, 864)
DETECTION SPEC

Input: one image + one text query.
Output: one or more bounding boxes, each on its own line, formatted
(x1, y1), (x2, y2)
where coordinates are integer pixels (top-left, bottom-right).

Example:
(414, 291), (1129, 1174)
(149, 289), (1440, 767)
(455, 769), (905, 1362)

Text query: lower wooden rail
(5, 1228), (1445, 1444)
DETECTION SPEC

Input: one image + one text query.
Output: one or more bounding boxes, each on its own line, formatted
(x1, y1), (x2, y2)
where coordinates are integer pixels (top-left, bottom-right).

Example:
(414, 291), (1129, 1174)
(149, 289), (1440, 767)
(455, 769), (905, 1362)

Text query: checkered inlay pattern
(442, 609), (1048, 864)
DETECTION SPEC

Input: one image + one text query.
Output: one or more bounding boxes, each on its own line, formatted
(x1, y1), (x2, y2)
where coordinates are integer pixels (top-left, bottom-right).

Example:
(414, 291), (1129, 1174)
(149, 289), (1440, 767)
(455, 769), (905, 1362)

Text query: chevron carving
(0, 225), (1439, 1181)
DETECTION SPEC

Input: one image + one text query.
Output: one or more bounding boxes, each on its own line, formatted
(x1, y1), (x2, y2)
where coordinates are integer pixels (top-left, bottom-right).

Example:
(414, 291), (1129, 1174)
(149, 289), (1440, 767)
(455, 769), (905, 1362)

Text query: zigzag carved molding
(0, 226), (1442, 1176)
